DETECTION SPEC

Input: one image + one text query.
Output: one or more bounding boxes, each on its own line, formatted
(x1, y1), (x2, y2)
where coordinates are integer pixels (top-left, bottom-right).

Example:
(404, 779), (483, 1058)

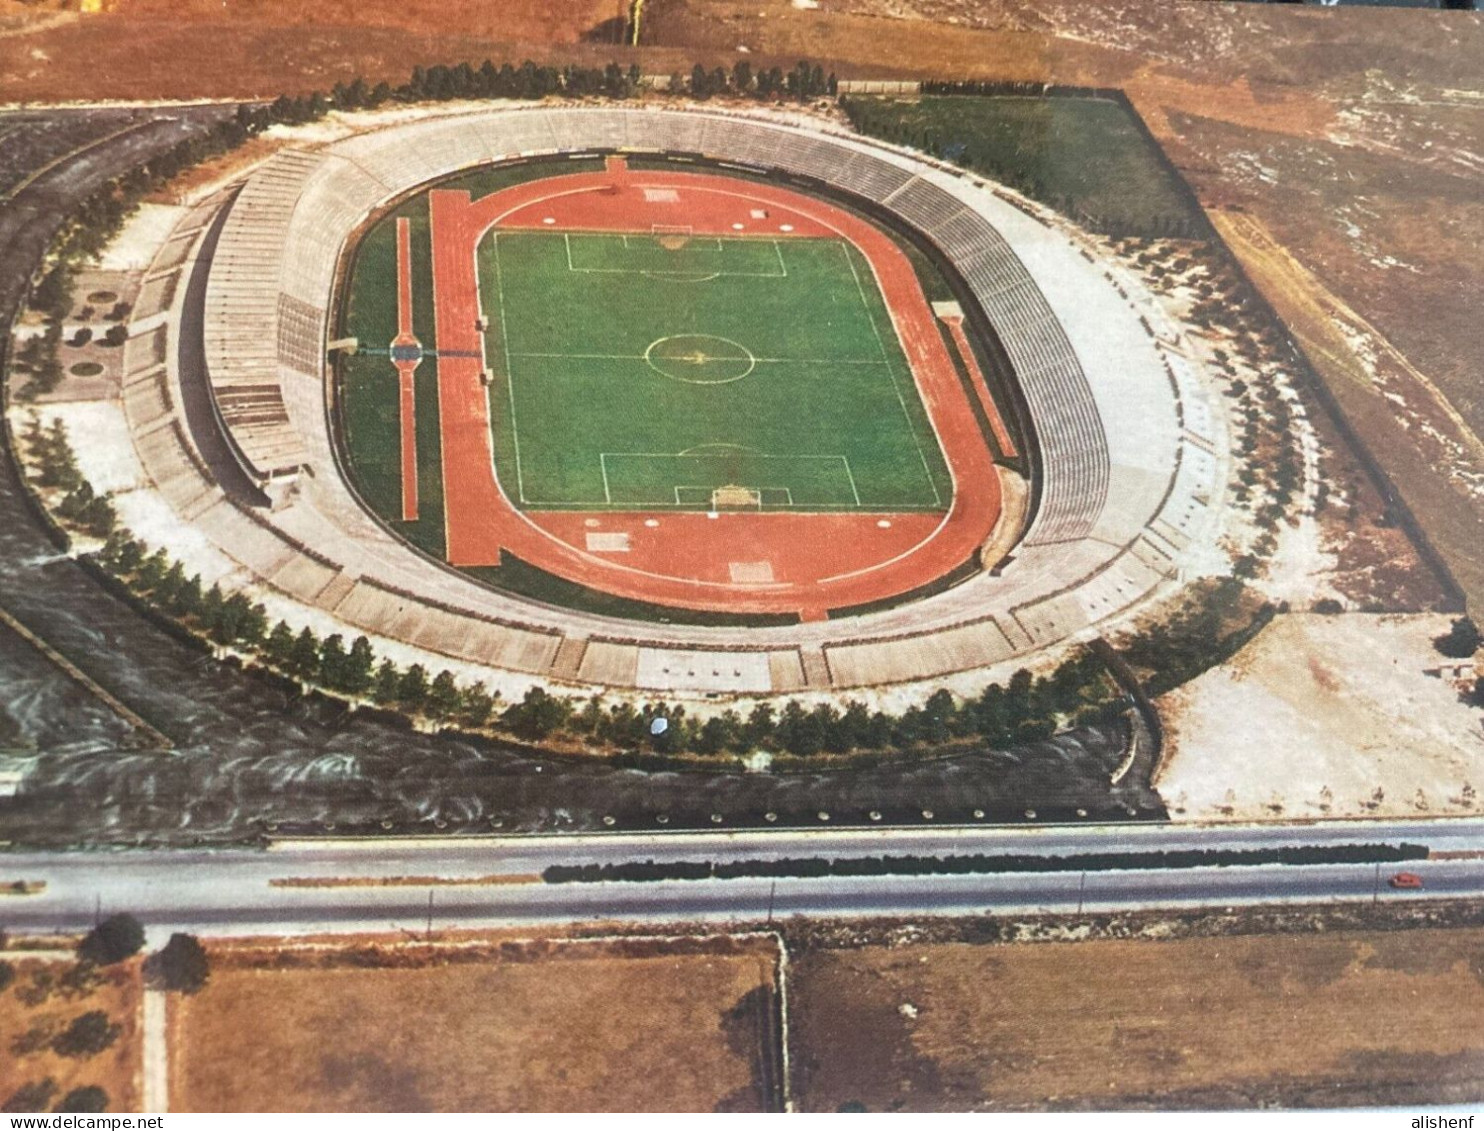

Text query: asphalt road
(2, 859), (1479, 941)
(2, 819), (1481, 940)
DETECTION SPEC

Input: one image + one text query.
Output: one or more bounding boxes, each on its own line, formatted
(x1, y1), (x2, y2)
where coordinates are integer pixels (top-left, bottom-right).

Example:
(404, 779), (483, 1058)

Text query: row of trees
(96, 528), (502, 727)
(2, 1081), (108, 1115)
(93, 519), (1121, 760)
(503, 646), (1117, 757)
(73, 913), (208, 994)
(22, 416), (116, 537)
(545, 841), (1430, 884)
(264, 55), (837, 118)
(689, 59), (835, 100)
(1120, 577), (1274, 699)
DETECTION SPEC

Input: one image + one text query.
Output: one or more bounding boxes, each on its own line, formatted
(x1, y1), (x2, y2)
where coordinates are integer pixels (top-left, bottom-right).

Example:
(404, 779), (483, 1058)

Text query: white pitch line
(838, 241), (943, 509)
(508, 351), (888, 366)
(490, 233), (526, 505)
(839, 455), (862, 507)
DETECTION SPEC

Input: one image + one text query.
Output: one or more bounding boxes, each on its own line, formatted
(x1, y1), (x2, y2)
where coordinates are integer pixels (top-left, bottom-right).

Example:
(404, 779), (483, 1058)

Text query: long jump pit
(425, 156), (1004, 622)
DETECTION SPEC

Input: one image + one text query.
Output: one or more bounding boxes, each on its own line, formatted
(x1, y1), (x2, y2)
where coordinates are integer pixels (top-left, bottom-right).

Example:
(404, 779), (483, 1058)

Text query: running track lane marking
(394, 216), (421, 522)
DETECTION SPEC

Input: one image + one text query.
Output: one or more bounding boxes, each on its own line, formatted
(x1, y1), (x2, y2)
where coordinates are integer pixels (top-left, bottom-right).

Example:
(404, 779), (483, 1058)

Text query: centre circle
(643, 334), (756, 385)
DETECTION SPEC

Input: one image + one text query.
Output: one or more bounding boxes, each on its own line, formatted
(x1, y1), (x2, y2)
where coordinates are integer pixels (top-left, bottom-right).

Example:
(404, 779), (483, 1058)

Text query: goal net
(711, 484), (763, 510)
(651, 223), (695, 251)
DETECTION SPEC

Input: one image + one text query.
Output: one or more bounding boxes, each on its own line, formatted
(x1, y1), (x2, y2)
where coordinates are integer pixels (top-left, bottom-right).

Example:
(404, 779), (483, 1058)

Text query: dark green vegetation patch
(841, 94), (1207, 238)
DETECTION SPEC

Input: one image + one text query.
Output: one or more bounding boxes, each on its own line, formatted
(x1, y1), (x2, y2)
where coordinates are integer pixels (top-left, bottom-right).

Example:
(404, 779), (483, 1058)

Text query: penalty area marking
(561, 232), (788, 280)
(589, 451), (863, 510)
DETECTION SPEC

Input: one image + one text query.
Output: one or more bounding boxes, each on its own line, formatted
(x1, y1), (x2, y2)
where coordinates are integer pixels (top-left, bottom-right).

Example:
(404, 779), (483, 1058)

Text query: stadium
(138, 103), (1218, 699)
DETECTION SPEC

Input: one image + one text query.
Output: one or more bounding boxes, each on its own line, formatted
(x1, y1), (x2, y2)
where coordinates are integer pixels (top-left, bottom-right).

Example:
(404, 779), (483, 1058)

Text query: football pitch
(478, 229), (954, 512)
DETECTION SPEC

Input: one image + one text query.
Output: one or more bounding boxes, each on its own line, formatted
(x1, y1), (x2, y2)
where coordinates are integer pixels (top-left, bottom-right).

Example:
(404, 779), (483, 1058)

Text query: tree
(55, 1087), (108, 1113)
(371, 659), (402, 705)
(199, 583), (224, 634)
(1435, 616), (1481, 658)
(147, 933), (209, 994)
(743, 702), (775, 749)
(923, 689), (958, 744)
(51, 1011), (120, 1058)
(458, 685), (496, 728)
(78, 913), (144, 966)
(504, 685), (570, 740)
(318, 633), (348, 689)
(690, 63), (711, 99)
(341, 635), (375, 696)
(697, 711), (742, 755)
(0, 960), (12, 993)
(175, 572), (203, 617)
(398, 663), (429, 710)
(287, 626), (321, 681)
(264, 620), (295, 668)
(102, 324), (128, 347)
(426, 670), (462, 722)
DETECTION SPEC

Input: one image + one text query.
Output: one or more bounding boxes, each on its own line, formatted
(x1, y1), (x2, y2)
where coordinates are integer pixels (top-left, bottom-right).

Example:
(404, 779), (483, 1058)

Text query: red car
(1388, 872), (1425, 890)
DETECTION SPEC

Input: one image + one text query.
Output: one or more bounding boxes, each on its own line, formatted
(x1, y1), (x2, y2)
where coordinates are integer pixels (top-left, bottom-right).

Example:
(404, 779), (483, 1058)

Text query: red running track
(941, 313), (1018, 460)
(393, 216), (420, 523)
(426, 161), (1001, 620)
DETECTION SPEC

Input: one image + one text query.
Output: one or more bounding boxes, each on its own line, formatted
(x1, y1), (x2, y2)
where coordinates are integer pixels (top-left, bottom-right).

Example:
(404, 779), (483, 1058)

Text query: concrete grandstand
(127, 104), (1223, 698)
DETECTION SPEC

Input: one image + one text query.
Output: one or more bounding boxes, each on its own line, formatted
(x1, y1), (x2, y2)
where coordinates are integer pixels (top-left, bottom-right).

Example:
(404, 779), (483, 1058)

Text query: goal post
(711, 484), (763, 510)
(651, 223), (696, 251)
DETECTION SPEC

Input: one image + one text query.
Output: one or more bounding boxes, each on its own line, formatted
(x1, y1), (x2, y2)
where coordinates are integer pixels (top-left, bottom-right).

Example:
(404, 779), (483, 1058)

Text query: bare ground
(1155, 612), (1484, 823)
(0, 952), (144, 1113)
(167, 934), (782, 1113)
(790, 923), (1484, 1111)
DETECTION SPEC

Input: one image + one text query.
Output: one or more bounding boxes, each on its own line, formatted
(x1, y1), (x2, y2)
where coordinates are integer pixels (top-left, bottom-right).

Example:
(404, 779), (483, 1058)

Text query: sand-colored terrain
(1156, 612), (1484, 822)
(791, 925), (1484, 1111)
(168, 935), (781, 1112)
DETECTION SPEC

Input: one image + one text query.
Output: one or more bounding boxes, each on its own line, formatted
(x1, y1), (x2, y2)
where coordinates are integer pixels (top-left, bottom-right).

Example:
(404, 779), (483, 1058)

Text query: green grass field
(480, 230), (952, 512)
(842, 95), (1205, 238)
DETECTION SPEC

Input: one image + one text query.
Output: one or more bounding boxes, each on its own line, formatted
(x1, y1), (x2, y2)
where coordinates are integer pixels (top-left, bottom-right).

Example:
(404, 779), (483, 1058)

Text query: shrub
(2, 1079), (58, 1114)
(147, 933), (209, 994)
(78, 913), (145, 966)
(55, 1087), (108, 1113)
(1435, 617), (1481, 659)
(51, 1011), (120, 1059)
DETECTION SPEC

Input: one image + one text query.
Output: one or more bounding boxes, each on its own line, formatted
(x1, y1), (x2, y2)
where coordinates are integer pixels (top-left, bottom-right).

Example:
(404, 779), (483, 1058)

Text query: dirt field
(790, 925), (1484, 1111)
(1155, 612), (1484, 823)
(0, 0), (662, 104)
(0, 952), (144, 1113)
(168, 935), (782, 1112)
